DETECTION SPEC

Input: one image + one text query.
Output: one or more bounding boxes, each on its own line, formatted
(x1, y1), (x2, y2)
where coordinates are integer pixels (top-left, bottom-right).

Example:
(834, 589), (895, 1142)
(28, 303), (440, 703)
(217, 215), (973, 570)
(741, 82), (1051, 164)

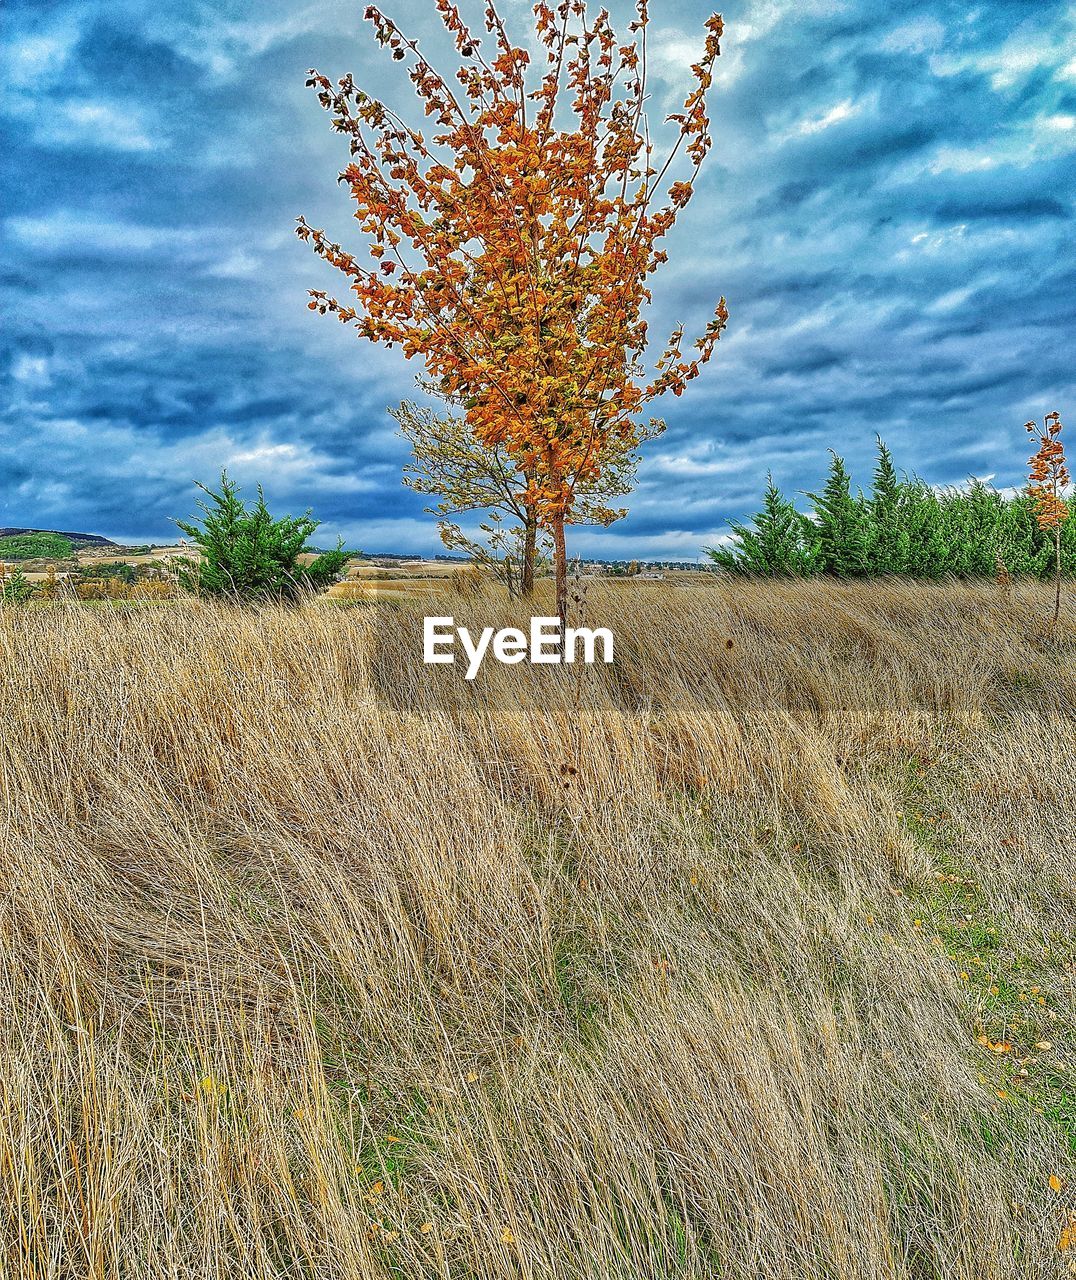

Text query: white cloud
(5, 212), (201, 254)
(922, 112), (1075, 178)
(202, 249), (262, 279)
(144, 4), (347, 82)
(219, 438), (376, 494)
(1, 32), (78, 88)
(652, 451), (747, 478)
(929, 146), (997, 175)
(3, 91), (160, 153)
(563, 525), (722, 560)
(13, 477), (73, 511)
(906, 224), (968, 253)
(926, 285), (975, 315)
(54, 100), (157, 152)
(11, 354), (52, 387)
(930, 28), (1069, 93)
(882, 18), (946, 55)
(794, 98), (859, 136)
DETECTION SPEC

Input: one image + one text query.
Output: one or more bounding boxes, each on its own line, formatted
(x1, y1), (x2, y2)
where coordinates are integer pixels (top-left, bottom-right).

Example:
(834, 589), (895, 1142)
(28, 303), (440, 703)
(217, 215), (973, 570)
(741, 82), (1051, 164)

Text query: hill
(1, 580), (1073, 1279)
(0, 526), (118, 548)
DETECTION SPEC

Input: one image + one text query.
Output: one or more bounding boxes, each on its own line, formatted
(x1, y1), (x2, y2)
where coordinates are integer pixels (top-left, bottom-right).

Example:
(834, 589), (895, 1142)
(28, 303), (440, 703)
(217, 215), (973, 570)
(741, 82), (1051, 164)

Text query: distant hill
(0, 528), (118, 548)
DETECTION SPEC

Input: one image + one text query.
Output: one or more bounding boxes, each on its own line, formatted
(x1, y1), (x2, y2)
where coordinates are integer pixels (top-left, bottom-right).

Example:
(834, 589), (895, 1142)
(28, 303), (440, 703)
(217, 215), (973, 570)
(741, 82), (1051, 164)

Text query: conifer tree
(868, 437), (909, 574)
(808, 452), (871, 576)
(707, 475), (817, 575)
(0, 565), (34, 604)
(709, 438), (1076, 581)
(174, 473), (350, 602)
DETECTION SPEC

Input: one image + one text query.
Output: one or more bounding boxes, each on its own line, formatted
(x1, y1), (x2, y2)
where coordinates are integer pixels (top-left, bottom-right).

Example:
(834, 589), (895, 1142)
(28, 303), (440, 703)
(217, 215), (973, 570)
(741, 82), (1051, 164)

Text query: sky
(1, 0), (1074, 558)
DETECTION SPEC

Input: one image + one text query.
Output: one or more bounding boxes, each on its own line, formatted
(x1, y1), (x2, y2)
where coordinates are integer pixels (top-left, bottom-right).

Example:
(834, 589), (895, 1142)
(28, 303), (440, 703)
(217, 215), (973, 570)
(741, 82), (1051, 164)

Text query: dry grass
(1, 579), (1074, 1279)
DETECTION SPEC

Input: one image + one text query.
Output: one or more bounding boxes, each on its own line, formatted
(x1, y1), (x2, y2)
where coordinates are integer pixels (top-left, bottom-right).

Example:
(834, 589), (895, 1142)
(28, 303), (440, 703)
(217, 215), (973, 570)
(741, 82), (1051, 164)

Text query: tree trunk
(1054, 525), (1062, 626)
(552, 514), (568, 632)
(520, 507), (537, 598)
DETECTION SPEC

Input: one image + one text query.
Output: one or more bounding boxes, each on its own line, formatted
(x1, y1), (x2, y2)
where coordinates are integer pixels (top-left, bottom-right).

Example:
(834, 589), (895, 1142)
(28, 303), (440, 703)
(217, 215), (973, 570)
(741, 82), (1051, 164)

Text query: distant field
(1, 581), (1073, 1279)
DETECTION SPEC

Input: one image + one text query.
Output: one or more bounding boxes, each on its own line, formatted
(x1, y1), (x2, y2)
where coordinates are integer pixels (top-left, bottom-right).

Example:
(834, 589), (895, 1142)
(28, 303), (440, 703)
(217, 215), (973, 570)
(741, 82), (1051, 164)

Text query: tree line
(707, 438), (1076, 580)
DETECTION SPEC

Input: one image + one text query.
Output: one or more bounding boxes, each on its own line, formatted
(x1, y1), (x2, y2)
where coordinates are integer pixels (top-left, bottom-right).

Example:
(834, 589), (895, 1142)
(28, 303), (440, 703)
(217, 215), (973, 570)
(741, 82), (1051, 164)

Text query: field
(1, 580), (1074, 1279)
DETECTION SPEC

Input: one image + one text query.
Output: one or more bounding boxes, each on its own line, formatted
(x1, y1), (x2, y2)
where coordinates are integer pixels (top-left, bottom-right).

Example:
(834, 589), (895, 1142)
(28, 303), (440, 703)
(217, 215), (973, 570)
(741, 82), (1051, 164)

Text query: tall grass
(1, 581), (1074, 1278)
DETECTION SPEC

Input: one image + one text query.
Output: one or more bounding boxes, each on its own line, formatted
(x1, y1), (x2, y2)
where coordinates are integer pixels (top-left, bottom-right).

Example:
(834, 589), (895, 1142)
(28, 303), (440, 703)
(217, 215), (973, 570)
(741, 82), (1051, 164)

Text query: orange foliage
(297, 0), (727, 614)
(1025, 410), (1069, 532)
(1025, 410), (1069, 626)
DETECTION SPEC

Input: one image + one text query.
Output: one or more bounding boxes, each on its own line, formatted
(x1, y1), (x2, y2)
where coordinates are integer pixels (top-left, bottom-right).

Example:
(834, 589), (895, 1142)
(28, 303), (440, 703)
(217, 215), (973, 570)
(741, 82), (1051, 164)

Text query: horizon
(2, 0), (1074, 556)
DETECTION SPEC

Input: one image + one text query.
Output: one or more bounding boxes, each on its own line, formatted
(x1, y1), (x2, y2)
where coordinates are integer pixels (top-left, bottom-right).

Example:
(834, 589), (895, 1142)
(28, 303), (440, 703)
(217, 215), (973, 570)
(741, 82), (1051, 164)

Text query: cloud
(793, 98), (861, 136)
(881, 17), (946, 55)
(5, 212), (200, 254)
(0, 0), (1073, 557)
(48, 100), (157, 151)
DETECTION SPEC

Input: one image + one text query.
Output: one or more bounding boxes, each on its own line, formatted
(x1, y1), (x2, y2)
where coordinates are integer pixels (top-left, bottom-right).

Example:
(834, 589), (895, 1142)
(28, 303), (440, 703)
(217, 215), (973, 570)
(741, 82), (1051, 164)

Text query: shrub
(174, 473), (352, 602)
(0, 565), (34, 604)
(78, 561), (138, 585)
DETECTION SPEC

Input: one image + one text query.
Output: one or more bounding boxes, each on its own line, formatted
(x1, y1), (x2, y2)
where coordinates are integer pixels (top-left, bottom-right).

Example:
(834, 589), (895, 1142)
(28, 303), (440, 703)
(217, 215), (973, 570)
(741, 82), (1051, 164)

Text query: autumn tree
(297, 0), (727, 624)
(1026, 410), (1070, 627)
(392, 396), (663, 595)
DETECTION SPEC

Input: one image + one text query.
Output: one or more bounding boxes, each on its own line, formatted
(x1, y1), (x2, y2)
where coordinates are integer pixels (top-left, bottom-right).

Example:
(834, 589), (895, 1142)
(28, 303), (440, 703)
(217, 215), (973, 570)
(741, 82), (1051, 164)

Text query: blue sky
(1, 0), (1074, 557)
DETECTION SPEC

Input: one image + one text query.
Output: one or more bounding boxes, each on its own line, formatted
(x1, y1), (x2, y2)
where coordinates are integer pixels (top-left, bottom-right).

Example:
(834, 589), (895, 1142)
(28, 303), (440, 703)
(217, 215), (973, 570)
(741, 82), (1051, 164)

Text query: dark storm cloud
(1, 0), (1073, 556)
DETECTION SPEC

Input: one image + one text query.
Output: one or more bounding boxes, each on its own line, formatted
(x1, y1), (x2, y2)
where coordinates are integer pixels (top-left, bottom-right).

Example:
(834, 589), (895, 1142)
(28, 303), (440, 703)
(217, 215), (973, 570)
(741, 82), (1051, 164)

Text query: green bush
(78, 561), (138, 584)
(175, 473), (352, 602)
(0, 566), (34, 604)
(706, 475), (819, 576)
(0, 532), (73, 560)
(708, 439), (1074, 579)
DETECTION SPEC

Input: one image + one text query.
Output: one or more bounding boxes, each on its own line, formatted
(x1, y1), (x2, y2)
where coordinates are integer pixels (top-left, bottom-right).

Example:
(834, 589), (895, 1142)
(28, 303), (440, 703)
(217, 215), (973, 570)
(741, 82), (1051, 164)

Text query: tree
(393, 397), (661, 595)
(439, 510), (552, 596)
(706, 475), (818, 575)
(0, 564), (34, 604)
(712, 440), (1076, 582)
(394, 398), (540, 595)
(1026, 410), (1070, 626)
(807, 452), (871, 576)
(297, 0), (728, 624)
(174, 473), (351, 602)
(868, 437), (909, 574)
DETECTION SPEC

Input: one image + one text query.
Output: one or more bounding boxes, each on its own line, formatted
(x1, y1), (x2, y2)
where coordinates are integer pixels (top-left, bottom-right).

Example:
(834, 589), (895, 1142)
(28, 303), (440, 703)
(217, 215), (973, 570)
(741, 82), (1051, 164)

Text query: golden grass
(1, 579), (1074, 1279)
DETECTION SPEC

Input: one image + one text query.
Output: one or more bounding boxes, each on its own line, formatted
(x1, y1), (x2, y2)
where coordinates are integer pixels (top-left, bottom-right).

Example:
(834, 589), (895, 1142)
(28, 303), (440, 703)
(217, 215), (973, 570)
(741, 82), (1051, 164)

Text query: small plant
(1025, 411), (1069, 628)
(37, 563), (60, 602)
(0, 563), (34, 604)
(174, 472), (352, 603)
